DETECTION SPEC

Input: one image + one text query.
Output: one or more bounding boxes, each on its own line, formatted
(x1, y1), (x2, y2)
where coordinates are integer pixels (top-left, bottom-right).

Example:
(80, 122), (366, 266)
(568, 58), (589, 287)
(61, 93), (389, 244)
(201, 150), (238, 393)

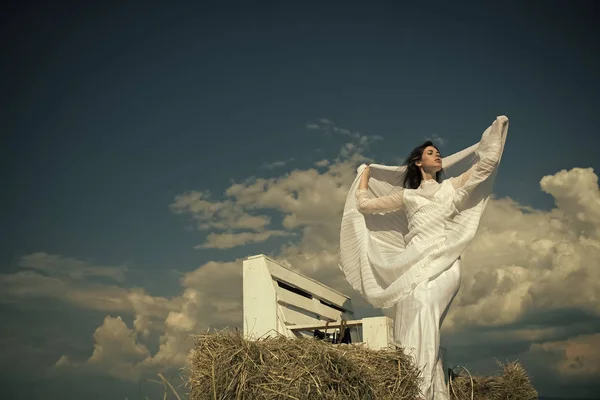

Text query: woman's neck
(421, 170), (436, 181)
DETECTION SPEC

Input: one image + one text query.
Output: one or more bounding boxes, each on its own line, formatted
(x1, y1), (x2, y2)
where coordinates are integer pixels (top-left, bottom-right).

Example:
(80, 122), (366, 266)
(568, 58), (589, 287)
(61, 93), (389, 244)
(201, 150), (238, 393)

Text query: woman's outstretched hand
(495, 115), (509, 128)
(359, 164), (371, 190)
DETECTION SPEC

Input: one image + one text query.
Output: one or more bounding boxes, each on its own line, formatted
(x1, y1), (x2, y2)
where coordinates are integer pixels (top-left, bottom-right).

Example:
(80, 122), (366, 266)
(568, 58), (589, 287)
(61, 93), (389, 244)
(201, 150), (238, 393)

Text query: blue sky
(2, 1), (600, 399)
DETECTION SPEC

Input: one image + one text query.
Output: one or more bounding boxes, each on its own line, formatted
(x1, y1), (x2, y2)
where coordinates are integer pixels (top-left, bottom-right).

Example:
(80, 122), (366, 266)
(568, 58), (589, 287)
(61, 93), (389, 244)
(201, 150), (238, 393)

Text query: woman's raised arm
(356, 188), (405, 214)
(355, 165), (405, 214)
(450, 115), (507, 190)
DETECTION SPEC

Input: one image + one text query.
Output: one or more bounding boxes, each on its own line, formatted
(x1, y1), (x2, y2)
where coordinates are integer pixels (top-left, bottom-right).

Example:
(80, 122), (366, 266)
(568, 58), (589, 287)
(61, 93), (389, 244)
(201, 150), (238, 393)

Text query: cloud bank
(3, 121), (599, 396)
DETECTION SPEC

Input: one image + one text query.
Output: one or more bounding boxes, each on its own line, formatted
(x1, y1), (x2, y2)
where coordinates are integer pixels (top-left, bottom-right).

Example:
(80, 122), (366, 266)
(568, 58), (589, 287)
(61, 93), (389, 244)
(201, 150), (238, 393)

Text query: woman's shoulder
(441, 178), (456, 189)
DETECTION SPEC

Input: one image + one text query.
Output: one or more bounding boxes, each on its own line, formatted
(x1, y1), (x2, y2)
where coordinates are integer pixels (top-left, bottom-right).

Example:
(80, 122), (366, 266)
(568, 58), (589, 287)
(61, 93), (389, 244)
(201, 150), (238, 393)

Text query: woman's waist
(405, 201), (450, 221)
(404, 229), (445, 249)
(406, 214), (446, 235)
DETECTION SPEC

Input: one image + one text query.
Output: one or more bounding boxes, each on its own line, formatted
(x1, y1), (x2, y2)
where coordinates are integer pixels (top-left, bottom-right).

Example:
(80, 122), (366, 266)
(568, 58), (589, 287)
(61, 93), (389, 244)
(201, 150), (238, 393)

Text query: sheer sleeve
(450, 116), (505, 190)
(355, 188), (405, 214)
(450, 164), (477, 189)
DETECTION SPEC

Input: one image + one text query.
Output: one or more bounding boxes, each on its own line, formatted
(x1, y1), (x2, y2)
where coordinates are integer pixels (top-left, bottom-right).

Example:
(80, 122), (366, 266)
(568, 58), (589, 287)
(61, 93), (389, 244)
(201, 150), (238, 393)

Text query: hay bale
(186, 329), (539, 400)
(449, 360), (538, 400)
(186, 329), (421, 400)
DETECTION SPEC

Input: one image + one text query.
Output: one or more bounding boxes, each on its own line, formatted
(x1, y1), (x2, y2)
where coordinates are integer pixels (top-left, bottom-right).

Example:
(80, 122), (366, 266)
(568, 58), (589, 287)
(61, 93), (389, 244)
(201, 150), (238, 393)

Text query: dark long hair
(402, 140), (444, 189)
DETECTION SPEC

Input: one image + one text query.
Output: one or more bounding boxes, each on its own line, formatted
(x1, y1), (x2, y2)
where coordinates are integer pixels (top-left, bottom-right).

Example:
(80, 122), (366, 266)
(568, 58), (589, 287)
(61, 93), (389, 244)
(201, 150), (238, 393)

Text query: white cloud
(0, 253), (196, 382)
(261, 160), (287, 169)
(122, 260), (243, 378)
(170, 190), (271, 231)
(50, 259), (244, 382)
(0, 266), (131, 313)
(540, 167), (600, 239)
(55, 355), (71, 368)
(86, 316), (151, 380)
(169, 120), (378, 257)
(307, 118), (383, 141)
(443, 169), (600, 332)
(0, 253), (129, 312)
(527, 333), (600, 382)
(224, 168), (350, 233)
(180, 259), (243, 324)
(424, 133), (447, 147)
(18, 252), (127, 282)
(127, 288), (181, 339)
(260, 157), (295, 170)
(55, 316), (152, 382)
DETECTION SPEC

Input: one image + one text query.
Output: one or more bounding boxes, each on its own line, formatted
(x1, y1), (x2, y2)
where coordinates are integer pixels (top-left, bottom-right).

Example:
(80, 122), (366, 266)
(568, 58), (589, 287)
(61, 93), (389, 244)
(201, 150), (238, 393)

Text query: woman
(339, 116), (509, 400)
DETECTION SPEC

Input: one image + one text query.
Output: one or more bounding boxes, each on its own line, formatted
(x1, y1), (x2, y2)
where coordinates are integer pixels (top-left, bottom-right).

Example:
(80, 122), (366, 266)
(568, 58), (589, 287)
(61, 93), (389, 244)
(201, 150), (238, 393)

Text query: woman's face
(416, 146), (442, 172)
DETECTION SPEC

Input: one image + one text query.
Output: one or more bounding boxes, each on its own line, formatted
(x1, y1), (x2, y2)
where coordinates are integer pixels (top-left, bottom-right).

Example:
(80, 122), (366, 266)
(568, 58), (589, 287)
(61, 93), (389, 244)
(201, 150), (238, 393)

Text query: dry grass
(151, 373), (184, 400)
(184, 329), (539, 400)
(186, 329), (421, 400)
(448, 360), (538, 400)
(141, 371), (186, 400)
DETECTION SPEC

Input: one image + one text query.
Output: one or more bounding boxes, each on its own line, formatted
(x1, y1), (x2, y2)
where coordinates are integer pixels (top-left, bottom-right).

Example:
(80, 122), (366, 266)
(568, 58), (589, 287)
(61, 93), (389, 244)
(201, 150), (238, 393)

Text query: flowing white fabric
(338, 116), (509, 399)
(395, 257), (462, 399)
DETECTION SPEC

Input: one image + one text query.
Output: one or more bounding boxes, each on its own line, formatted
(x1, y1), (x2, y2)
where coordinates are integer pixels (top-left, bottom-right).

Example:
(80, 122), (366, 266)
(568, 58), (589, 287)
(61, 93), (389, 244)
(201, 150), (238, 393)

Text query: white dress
(338, 116), (509, 400)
